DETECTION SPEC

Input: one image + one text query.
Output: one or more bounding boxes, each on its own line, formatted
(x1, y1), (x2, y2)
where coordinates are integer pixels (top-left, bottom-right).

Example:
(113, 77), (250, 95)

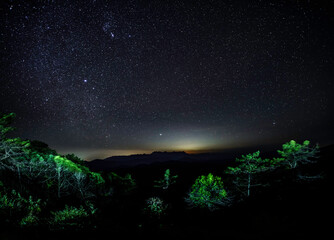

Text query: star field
(1, 0), (333, 160)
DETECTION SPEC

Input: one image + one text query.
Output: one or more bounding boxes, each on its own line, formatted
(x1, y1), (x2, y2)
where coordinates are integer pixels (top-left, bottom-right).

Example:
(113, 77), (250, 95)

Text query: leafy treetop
(277, 140), (319, 169)
(187, 173), (228, 210)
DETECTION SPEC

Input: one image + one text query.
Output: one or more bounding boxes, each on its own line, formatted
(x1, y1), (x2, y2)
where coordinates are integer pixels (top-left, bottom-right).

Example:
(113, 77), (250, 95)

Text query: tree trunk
(247, 173), (251, 197)
(17, 165), (22, 190)
(57, 167), (61, 198)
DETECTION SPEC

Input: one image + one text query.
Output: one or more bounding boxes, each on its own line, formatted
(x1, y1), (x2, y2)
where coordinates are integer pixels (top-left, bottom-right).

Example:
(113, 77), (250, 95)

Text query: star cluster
(1, 0), (333, 160)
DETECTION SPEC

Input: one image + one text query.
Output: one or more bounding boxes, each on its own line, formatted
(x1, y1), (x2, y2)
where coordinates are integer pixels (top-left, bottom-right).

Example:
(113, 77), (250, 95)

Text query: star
(0, 0), (332, 161)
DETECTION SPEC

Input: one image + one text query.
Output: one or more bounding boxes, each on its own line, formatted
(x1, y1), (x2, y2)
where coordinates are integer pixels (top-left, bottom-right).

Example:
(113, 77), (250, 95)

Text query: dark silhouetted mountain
(87, 144), (333, 171)
(87, 151), (235, 171)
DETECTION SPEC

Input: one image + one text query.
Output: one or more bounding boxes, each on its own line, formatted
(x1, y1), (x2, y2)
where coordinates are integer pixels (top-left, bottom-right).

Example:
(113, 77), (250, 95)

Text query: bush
(50, 204), (96, 230)
(144, 197), (168, 218)
(0, 188), (42, 227)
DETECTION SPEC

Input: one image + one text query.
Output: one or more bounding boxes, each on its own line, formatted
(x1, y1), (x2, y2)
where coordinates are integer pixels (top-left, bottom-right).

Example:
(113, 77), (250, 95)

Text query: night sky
(1, 0), (333, 160)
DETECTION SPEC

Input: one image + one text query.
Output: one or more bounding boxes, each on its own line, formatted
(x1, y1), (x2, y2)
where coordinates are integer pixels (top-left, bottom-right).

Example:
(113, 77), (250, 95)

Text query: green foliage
(4, 137), (30, 148)
(144, 197), (168, 217)
(51, 154), (105, 198)
(0, 113), (16, 139)
(90, 171), (105, 185)
(277, 140), (319, 169)
(0, 188), (42, 227)
(225, 151), (281, 197)
(0, 137), (30, 172)
(51, 205), (88, 223)
(0, 113), (30, 171)
(186, 173), (228, 210)
(19, 195), (42, 227)
(154, 169), (178, 190)
(226, 151), (278, 175)
(107, 172), (136, 195)
(0, 113), (327, 231)
(20, 213), (39, 226)
(54, 155), (83, 173)
(50, 204), (96, 229)
(28, 140), (57, 155)
(53, 154), (105, 186)
(1, 114), (105, 201)
(64, 153), (85, 166)
(0, 189), (25, 209)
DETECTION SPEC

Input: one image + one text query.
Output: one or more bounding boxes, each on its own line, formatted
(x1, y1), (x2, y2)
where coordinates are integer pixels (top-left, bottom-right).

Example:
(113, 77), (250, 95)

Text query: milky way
(1, 0), (333, 160)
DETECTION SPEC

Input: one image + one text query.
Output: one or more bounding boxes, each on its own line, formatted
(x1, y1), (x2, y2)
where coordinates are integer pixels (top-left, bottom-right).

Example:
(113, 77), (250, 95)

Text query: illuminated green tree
(0, 138), (29, 183)
(277, 140), (319, 169)
(52, 155), (104, 198)
(0, 113), (30, 187)
(21, 151), (54, 182)
(154, 169), (178, 190)
(186, 173), (228, 211)
(226, 151), (281, 197)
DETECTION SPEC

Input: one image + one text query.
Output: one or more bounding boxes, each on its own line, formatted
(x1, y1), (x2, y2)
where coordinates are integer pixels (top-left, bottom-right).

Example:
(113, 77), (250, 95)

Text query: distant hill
(86, 151), (236, 171)
(86, 144), (334, 171)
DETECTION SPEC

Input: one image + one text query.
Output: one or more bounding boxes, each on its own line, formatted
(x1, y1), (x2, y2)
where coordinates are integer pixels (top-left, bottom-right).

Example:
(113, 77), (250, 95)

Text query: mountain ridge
(86, 150), (234, 171)
(86, 144), (334, 171)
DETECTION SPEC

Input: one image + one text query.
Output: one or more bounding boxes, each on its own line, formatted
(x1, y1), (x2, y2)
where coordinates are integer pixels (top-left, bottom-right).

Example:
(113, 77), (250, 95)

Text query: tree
(72, 171), (99, 200)
(52, 155), (104, 199)
(277, 140), (319, 169)
(226, 151), (281, 197)
(106, 172), (136, 195)
(21, 151), (55, 183)
(0, 113), (30, 186)
(154, 169), (178, 190)
(0, 138), (29, 175)
(186, 173), (229, 211)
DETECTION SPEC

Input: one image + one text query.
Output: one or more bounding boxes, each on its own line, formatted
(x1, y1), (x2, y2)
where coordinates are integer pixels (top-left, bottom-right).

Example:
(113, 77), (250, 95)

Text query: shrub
(0, 188), (42, 227)
(50, 204), (96, 230)
(144, 197), (168, 217)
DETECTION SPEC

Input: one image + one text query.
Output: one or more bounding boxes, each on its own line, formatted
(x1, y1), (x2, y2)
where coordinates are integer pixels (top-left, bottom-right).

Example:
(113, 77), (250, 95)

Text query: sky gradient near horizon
(1, 0), (333, 160)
